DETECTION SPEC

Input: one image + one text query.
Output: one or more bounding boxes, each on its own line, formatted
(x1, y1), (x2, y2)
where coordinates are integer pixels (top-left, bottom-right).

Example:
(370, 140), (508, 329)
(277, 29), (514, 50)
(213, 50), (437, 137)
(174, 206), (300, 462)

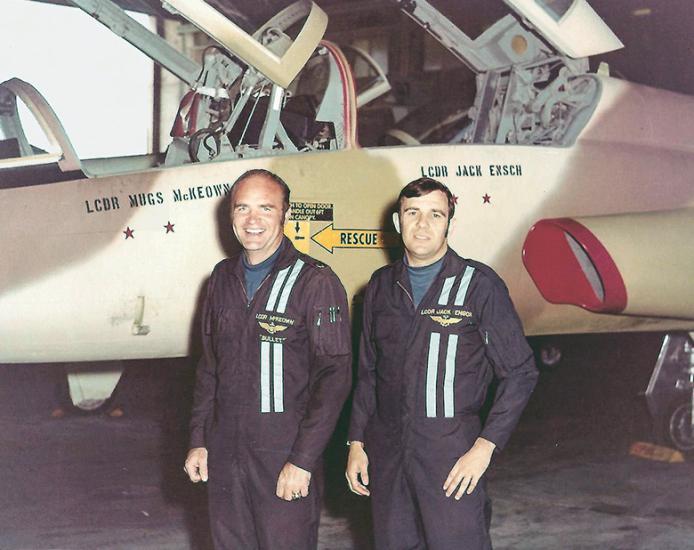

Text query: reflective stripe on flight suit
(260, 258), (304, 413)
(426, 266), (475, 417)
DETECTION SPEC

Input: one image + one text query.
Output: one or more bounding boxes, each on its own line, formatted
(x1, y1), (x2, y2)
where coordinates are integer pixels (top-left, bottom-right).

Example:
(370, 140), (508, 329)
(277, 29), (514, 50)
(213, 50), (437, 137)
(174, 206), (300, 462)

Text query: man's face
(396, 190), (451, 267)
(231, 175), (287, 264)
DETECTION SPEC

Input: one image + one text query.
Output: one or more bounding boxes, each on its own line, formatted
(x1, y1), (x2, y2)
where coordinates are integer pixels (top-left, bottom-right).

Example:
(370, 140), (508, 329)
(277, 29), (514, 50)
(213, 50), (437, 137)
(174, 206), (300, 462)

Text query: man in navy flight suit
(184, 169), (352, 549)
(346, 177), (538, 549)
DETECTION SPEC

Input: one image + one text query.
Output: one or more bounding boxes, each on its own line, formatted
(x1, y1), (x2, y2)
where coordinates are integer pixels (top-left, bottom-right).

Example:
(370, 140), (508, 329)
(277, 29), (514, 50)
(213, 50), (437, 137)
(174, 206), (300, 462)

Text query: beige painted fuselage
(2, 75), (694, 363)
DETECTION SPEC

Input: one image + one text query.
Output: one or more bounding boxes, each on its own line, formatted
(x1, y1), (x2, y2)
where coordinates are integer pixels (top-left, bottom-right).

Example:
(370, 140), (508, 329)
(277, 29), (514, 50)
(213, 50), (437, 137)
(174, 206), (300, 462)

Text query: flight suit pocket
(450, 322), (489, 414)
(214, 308), (241, 335)
(212, 307), (242, 363)
(312, 305), (350, 355)
(453, 322), (483, 372)
(372, 314), (400, 359)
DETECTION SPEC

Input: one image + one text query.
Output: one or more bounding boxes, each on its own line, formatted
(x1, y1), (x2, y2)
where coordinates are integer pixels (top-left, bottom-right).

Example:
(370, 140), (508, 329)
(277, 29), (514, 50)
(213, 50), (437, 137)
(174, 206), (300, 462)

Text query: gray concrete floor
(1, 333), (693, 549)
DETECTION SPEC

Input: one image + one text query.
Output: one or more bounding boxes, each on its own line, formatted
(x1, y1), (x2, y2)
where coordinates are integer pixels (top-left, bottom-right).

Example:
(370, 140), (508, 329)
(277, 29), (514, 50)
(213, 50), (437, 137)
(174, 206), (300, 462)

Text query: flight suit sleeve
(287, 269), (352, 472)
(189, 267), (219, 449)
(347, 278), (377, 443)
(477, 275), (538, 451)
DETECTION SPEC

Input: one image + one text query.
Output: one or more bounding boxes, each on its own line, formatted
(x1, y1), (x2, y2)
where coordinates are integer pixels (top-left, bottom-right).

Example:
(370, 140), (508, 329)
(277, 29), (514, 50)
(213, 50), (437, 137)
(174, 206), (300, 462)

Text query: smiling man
(184, 169), (351, 550)
(346, 177), (538, 549)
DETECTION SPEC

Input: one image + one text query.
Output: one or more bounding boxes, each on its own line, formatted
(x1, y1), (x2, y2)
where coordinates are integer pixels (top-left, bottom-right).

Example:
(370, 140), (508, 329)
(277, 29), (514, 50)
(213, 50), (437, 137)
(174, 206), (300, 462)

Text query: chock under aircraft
(1, 0), (693, 450)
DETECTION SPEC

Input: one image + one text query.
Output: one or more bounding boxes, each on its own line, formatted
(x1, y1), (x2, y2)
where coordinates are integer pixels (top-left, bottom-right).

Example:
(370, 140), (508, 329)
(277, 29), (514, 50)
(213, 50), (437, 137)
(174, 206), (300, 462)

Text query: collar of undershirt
(404, 254), (445, 274)
(232, 236), (299, 278)
(242, 241), (283, 272)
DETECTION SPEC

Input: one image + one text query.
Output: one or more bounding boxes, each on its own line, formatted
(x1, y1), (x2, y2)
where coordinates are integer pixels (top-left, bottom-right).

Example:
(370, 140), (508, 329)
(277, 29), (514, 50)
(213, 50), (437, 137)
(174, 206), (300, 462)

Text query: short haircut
(397, 177), (455, 219)
(230, 168), (291, 214)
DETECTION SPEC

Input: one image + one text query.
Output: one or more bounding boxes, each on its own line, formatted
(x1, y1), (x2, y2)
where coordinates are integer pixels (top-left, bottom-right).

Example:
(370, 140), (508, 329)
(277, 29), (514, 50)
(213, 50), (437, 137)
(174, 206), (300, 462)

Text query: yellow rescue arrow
(311, 224), (399, 254)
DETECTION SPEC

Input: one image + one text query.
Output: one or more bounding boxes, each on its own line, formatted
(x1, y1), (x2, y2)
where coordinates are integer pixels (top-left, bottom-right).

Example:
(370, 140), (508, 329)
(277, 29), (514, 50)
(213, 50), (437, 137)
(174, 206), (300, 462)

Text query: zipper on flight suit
(395, 279), (420, 457)
(396, 268), (455, 454)
(231, 263), (286, 456)
(238, 270), (274, 309)
(396, 281), (415, 310)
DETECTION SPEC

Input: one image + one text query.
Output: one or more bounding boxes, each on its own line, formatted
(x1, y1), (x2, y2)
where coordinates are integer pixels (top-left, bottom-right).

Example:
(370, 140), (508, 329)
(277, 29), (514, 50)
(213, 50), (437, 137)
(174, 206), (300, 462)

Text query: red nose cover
(522, 218), (627, 313)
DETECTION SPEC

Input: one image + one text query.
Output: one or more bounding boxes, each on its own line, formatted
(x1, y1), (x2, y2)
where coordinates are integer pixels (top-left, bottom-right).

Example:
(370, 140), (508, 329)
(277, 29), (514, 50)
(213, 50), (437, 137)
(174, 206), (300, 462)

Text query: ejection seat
(166, 37), (357, 164)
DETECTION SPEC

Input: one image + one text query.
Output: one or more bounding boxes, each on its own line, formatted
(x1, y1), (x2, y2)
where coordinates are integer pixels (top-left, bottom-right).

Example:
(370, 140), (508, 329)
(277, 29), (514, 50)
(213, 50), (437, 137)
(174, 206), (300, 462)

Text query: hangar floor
(1, 333), (693, 549)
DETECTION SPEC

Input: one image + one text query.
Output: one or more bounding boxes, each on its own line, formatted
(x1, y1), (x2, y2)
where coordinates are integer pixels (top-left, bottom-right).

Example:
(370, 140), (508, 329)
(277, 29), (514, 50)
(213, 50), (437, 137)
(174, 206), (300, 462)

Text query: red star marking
(123, 226), (134, 239)
(164, 221), (175, 233)
(452, 194), (459, 205)
(482, 193), (491, 204)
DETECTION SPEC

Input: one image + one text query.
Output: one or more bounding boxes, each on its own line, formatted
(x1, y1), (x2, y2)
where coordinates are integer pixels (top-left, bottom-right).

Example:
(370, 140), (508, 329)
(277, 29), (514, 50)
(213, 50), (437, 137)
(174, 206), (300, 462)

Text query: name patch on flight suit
(256, 313), (296, 334)
(420, 307), (474, 327)
(256, 313), (296, 344)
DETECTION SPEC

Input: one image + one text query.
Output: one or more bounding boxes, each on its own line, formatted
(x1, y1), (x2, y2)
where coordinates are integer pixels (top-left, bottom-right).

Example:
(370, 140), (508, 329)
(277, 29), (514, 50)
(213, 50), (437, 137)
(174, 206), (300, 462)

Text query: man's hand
(443, 437), (496, 499)
(276, 462), (311, 501)
(345, 441), (370, 496)
(184, 447), (209, 483)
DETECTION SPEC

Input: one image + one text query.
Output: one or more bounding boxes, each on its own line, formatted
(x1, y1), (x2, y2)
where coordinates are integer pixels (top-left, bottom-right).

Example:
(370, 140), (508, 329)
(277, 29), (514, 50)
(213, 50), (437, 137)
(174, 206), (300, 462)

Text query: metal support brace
(68, 0), (201, 86)
(645, 333), (694, 450)
(259, 85), (285, 150)
(470, 72), (502, 143)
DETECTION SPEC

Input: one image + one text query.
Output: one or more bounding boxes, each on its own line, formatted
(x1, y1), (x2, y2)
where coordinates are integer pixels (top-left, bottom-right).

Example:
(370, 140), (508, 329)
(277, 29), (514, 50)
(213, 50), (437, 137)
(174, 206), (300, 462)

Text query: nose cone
(522, 218), (627, 313)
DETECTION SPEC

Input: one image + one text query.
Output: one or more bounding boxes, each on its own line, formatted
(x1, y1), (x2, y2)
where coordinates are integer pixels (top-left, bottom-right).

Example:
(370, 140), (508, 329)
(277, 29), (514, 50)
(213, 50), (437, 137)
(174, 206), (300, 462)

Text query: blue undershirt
(242, 244), (282, 301)
(405, 255), (445, 308)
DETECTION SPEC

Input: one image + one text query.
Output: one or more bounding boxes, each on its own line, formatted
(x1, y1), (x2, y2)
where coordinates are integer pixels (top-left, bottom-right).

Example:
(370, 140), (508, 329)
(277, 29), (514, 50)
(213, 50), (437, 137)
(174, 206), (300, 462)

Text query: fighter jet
(2, 0), (693, 447)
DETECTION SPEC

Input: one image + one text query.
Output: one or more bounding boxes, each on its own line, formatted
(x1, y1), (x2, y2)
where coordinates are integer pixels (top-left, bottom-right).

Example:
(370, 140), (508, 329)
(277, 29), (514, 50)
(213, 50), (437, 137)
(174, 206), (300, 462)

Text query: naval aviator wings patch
(430, 315), (463, 327)
(258, 321), (288, 335)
